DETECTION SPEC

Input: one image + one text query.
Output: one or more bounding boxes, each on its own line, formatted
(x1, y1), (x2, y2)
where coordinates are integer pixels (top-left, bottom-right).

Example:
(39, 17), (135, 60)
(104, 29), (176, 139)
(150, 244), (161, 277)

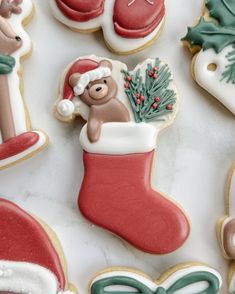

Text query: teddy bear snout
(89, 84), (108, 100)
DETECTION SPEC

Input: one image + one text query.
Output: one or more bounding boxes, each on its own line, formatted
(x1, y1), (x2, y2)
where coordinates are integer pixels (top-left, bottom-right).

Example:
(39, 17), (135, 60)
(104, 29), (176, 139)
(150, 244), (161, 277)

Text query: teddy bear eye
(103, 79), (107, 84)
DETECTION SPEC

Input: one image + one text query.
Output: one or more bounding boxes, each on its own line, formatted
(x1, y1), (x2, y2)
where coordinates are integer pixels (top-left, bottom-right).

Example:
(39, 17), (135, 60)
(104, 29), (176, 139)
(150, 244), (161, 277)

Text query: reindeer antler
(0, 0), (22, 18)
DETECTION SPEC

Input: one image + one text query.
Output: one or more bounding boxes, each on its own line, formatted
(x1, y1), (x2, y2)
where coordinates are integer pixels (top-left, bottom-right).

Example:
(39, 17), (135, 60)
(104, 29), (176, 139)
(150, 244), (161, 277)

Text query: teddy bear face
(79, 76), (117, 106)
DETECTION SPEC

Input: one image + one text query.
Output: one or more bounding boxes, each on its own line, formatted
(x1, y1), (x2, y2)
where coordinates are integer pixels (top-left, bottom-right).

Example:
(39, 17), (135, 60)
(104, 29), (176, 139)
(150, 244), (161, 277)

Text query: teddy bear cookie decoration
(0, 0), (48, 170)
(55, 56), (190, 254)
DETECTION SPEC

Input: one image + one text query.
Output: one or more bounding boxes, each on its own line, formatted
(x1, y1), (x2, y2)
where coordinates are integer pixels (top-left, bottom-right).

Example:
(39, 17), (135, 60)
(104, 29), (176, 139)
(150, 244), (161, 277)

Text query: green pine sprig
(121, 58), (176, 123)
(221, 45), (235, 83)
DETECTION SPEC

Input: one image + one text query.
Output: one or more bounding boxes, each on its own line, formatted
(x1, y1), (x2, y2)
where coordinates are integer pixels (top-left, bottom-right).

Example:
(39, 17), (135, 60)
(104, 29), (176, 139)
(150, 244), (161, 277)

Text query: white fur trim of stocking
(73, 67), (111, 96)
(0, 260), (60, 294)
(79, 122), (158, 155)
(57, 99), (75, 117)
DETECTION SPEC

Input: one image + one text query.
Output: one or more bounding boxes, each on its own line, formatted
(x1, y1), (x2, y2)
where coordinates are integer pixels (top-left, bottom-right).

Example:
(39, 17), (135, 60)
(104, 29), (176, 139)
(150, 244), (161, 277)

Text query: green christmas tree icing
(121, 58), (176, 123)
(182, 0), (235, 83)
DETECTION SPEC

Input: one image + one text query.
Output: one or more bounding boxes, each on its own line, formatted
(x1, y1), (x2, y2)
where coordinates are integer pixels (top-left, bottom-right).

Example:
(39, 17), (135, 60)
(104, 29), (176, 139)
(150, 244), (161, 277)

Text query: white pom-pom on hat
(57, 99), (75, 117)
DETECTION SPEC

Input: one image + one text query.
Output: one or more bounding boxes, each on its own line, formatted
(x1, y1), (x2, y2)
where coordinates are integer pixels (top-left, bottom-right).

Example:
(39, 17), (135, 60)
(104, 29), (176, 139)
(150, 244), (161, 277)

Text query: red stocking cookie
(55, 56), (190, 254)
(0, 0), (48, 170)
(0, 198), (76, 293)
(49, 0), (165, 54)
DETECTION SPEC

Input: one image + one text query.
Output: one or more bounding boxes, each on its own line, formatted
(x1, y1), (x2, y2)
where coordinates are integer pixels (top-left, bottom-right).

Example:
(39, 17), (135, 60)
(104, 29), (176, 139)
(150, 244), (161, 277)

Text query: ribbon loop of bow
(91, 270), (220, 294)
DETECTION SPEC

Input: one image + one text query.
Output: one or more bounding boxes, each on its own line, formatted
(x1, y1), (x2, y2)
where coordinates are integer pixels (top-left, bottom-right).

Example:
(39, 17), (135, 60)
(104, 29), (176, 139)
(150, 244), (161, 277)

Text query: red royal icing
(0, 199), (66, 289)
(55, 0), (104, 22)
(0, 132), (39, 160)
(113, 0), (165, 38)
(63, 59), (99, 100)
(78, 151), (190, 254)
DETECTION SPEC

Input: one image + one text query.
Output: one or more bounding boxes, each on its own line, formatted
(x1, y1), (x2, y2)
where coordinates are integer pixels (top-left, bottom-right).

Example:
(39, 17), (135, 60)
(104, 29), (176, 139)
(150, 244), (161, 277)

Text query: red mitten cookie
(55, 56), (190, 254)
(0, 0), (48, 169)
(49, 0), (165, 54)
(0, 198), (76, 293)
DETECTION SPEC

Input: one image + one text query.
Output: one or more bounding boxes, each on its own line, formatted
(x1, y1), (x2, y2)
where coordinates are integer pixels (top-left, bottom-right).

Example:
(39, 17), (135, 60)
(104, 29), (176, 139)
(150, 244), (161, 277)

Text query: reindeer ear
(69, 73), (81, 88)
(99, 60), (113, 71)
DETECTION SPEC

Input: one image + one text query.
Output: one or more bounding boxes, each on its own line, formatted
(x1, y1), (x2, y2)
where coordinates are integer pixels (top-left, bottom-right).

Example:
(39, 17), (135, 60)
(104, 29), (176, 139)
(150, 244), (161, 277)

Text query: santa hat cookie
(0, 198), (76, 294)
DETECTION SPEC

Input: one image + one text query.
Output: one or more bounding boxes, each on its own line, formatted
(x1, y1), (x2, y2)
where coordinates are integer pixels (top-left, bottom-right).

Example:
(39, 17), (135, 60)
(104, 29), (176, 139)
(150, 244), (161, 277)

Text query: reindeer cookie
(0, 198), (77, 294)
(0, 0), (48, 170)
(182, 0), (235, 115)
(217, 162), (235, 293)
(49, 0), (165, 54)
(89, 264), (222, 294)
(55, 56), (190, 254)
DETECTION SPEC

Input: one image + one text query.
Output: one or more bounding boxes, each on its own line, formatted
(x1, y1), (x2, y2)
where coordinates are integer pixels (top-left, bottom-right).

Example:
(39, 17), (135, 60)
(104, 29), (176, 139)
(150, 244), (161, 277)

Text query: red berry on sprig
(135, 93), (140, 98)
(154, 97), (160, 102)
(149, 71), (154, 77)
(152, 103), (158, 110)
(153, 66), (158, 71)
(126, 76), (132, 82)
(140, 95), (145, 102)
(166, 104), (173, 110)
(153, 73), (158, 79)
(136, 99), (141, 105)
(124, 82), (129, 89)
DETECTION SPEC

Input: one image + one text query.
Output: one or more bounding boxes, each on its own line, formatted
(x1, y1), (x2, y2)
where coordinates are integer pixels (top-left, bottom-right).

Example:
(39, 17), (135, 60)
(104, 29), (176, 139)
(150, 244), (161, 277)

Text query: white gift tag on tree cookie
(182, 0), (235, 115)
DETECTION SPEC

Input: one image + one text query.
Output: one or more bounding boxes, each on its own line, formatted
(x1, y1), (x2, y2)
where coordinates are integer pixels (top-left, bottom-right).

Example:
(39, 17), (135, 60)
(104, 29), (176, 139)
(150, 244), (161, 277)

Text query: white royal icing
(0, 260), (59, 294)
(6, 0), (33, 136)
(91, 266), (222, 293)
(48, 0), (165, 53)
(80, 122), (158, 154)
(194, 45), (235, 115)
(57, 99), (75, 117)
(73, 66), (111, 96)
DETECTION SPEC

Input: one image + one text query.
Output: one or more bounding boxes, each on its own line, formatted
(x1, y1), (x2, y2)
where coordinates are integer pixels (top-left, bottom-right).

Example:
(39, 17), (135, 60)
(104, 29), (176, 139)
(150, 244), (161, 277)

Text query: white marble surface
(0, 0), (234, 292)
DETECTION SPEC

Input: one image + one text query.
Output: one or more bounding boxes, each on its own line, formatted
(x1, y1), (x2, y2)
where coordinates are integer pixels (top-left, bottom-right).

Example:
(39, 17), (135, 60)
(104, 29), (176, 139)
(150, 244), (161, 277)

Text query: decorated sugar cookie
(89, 264), (222, 294)
(55, 56), (190, 254)
(218, 162), (235, 293)
(0, 198), (76, 293)
(182, 0), (235, 115)
(49, 0), (165, 54)
(0, 0), (48, 170)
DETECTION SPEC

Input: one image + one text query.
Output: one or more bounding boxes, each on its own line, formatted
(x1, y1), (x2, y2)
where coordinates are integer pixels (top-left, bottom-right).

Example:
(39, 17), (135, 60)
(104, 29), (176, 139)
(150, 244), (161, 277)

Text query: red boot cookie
(113, 0), (165, 39)
(55, 56), (190, 254)
(0, 198), (76, 293)
(55, 0), (104, 22)
(49, 0), (165, 54)
(0, 0), (48, 170)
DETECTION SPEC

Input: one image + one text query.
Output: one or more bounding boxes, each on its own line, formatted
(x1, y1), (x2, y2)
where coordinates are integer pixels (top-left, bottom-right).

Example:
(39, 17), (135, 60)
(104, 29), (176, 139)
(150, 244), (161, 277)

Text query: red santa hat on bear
(57, 59), (112, 118)
(0, 198), (74, 294)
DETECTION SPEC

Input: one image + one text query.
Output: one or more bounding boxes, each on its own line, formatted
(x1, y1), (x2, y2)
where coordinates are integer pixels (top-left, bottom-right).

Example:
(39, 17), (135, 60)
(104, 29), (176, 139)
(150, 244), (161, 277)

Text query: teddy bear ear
(99, 60), (113, 71)
(69, 73), (81, 88)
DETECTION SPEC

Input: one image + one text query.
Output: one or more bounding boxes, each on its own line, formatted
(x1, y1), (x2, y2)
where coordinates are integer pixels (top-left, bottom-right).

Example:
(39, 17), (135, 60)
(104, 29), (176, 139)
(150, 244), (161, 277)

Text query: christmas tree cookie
(0, 0), (48, 169)
(49, 0), (165, 54)
(182, 0), (235, 115)
(55, 56), (190, 254)
(89, 264), (222, 294)
(0, 198), (76, 293)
